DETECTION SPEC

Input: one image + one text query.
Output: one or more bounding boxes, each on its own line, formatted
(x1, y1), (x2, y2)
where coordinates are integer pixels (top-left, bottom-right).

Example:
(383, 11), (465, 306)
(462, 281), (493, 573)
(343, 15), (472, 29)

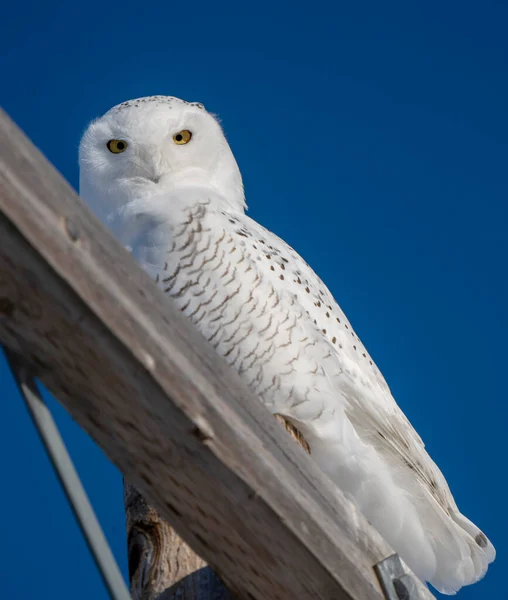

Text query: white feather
(79, 96), (495, 594)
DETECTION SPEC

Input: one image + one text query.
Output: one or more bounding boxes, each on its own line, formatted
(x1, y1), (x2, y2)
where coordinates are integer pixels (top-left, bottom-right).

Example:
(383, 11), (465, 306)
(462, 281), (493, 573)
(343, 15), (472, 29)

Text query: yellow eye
(107, 139), (128, 153)
(173, 130), (192, 145)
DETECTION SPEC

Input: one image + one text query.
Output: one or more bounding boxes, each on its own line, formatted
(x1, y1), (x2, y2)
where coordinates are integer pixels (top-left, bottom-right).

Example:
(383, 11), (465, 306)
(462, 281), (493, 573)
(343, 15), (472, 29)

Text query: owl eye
(107, 139), (128, 153)
(173, 130), (192, 145)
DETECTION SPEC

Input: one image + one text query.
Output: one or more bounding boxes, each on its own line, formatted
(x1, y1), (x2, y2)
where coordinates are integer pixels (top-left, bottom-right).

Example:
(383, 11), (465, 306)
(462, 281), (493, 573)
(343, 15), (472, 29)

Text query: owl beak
(149, 175), (160, 184)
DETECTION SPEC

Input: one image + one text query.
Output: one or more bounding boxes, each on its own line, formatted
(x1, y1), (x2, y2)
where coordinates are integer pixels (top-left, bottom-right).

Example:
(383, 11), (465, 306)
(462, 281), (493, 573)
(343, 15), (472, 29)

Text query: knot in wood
(63, 216), (80, 242)
(192, 416), (214, 443)
(0, 297), (15, 318)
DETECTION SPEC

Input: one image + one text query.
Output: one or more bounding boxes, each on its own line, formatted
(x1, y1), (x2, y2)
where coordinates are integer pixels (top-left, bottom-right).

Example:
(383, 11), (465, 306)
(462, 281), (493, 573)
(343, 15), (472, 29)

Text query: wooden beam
(124, 417), (310, 599)
(0, 108), (435, 600)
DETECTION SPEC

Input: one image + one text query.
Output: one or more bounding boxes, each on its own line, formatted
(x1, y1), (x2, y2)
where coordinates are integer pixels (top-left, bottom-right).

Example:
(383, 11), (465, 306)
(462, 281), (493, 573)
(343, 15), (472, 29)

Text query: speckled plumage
(79, 96), (495, 594)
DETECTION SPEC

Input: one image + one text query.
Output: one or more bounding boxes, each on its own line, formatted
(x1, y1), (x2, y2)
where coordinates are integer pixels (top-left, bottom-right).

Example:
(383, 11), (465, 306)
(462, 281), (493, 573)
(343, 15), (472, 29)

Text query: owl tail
(418, 494), (495, 594)
(289, 408), (495, 595)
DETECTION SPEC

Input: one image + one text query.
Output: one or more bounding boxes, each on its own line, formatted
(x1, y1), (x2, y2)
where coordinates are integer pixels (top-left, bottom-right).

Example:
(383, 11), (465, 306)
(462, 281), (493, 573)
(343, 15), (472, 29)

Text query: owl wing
(234, 213), (494, 564)
(235, 216), (495, 593)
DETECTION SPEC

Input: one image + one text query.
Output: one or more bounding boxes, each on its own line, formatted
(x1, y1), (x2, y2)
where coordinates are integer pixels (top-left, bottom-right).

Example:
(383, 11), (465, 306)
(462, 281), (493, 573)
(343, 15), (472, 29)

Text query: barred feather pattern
(150, 198), (495, 595)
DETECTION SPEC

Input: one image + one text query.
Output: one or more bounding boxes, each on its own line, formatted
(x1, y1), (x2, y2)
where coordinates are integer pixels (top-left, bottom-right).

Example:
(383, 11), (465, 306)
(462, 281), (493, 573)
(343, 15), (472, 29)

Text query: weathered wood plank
(0, 108), (435, 600)
(124, 417), (310, 599)
(124, 418), (310, 599)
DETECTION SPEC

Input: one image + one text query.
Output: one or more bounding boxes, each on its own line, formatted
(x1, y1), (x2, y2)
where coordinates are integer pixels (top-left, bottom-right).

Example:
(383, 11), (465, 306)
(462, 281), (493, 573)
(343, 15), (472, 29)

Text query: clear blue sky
(1, 1), (506, 598)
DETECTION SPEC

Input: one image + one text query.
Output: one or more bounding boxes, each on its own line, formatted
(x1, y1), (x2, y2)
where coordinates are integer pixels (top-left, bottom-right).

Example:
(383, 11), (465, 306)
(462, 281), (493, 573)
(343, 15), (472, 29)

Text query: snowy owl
(79, 96), (495, 594)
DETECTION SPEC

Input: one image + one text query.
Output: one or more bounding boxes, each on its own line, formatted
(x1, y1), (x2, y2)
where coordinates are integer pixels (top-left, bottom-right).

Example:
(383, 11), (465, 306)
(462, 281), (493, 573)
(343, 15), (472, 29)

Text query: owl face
(79, 96), (245, 221)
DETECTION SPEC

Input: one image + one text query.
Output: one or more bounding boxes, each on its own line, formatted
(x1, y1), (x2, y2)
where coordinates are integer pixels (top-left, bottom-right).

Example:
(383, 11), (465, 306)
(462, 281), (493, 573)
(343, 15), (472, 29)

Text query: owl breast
(154, 201), (341, 418)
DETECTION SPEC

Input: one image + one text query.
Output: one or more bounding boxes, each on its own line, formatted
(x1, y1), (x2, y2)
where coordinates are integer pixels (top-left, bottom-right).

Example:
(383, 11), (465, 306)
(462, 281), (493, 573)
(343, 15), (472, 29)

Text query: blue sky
(1, 1), (506, 598)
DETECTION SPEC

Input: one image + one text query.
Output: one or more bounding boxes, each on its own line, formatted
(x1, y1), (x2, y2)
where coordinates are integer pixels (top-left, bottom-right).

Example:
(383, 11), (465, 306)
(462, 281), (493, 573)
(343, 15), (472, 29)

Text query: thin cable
(4, 349), (131, 600)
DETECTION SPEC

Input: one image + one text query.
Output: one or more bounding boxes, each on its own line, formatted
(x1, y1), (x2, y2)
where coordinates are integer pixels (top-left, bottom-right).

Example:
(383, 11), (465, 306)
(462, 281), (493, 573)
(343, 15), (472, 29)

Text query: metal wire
(4, 349), (131, 600)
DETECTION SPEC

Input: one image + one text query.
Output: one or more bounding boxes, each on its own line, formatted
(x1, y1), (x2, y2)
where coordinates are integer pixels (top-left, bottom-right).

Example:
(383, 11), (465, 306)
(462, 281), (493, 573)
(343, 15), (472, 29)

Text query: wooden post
(124, 417), (310, 599)
(125, 483), (233, 600)
(0, 108), (435, 600)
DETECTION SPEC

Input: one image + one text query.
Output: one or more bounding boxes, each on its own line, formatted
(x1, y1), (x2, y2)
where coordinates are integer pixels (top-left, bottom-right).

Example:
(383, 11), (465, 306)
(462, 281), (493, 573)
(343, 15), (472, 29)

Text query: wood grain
(123, 417), (309, 599)
(0, 108), (434, 600)
(125, 483), (234, 600)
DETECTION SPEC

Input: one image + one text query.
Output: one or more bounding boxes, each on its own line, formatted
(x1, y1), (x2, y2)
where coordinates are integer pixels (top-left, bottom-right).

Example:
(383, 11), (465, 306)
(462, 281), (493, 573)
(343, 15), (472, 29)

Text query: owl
(79, 96), (495, 594)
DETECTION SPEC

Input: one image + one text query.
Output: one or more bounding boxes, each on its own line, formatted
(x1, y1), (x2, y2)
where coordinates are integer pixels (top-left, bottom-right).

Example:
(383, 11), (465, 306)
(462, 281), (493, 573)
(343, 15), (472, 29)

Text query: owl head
(79, 96), (245, 226)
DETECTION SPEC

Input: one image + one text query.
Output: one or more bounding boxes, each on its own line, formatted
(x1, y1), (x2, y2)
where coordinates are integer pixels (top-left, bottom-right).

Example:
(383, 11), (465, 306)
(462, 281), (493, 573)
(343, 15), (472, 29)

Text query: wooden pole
(0, 108), (435, 600)
(125, 483), (232, 600)
(124, 417), (310, 599)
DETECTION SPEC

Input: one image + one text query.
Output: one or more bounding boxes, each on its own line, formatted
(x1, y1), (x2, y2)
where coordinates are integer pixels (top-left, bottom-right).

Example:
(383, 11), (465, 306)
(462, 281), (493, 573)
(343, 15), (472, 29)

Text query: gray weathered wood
(125, 482), (234, 600)
(0, 108), (435, 600)
(124, 417), (309, 599)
